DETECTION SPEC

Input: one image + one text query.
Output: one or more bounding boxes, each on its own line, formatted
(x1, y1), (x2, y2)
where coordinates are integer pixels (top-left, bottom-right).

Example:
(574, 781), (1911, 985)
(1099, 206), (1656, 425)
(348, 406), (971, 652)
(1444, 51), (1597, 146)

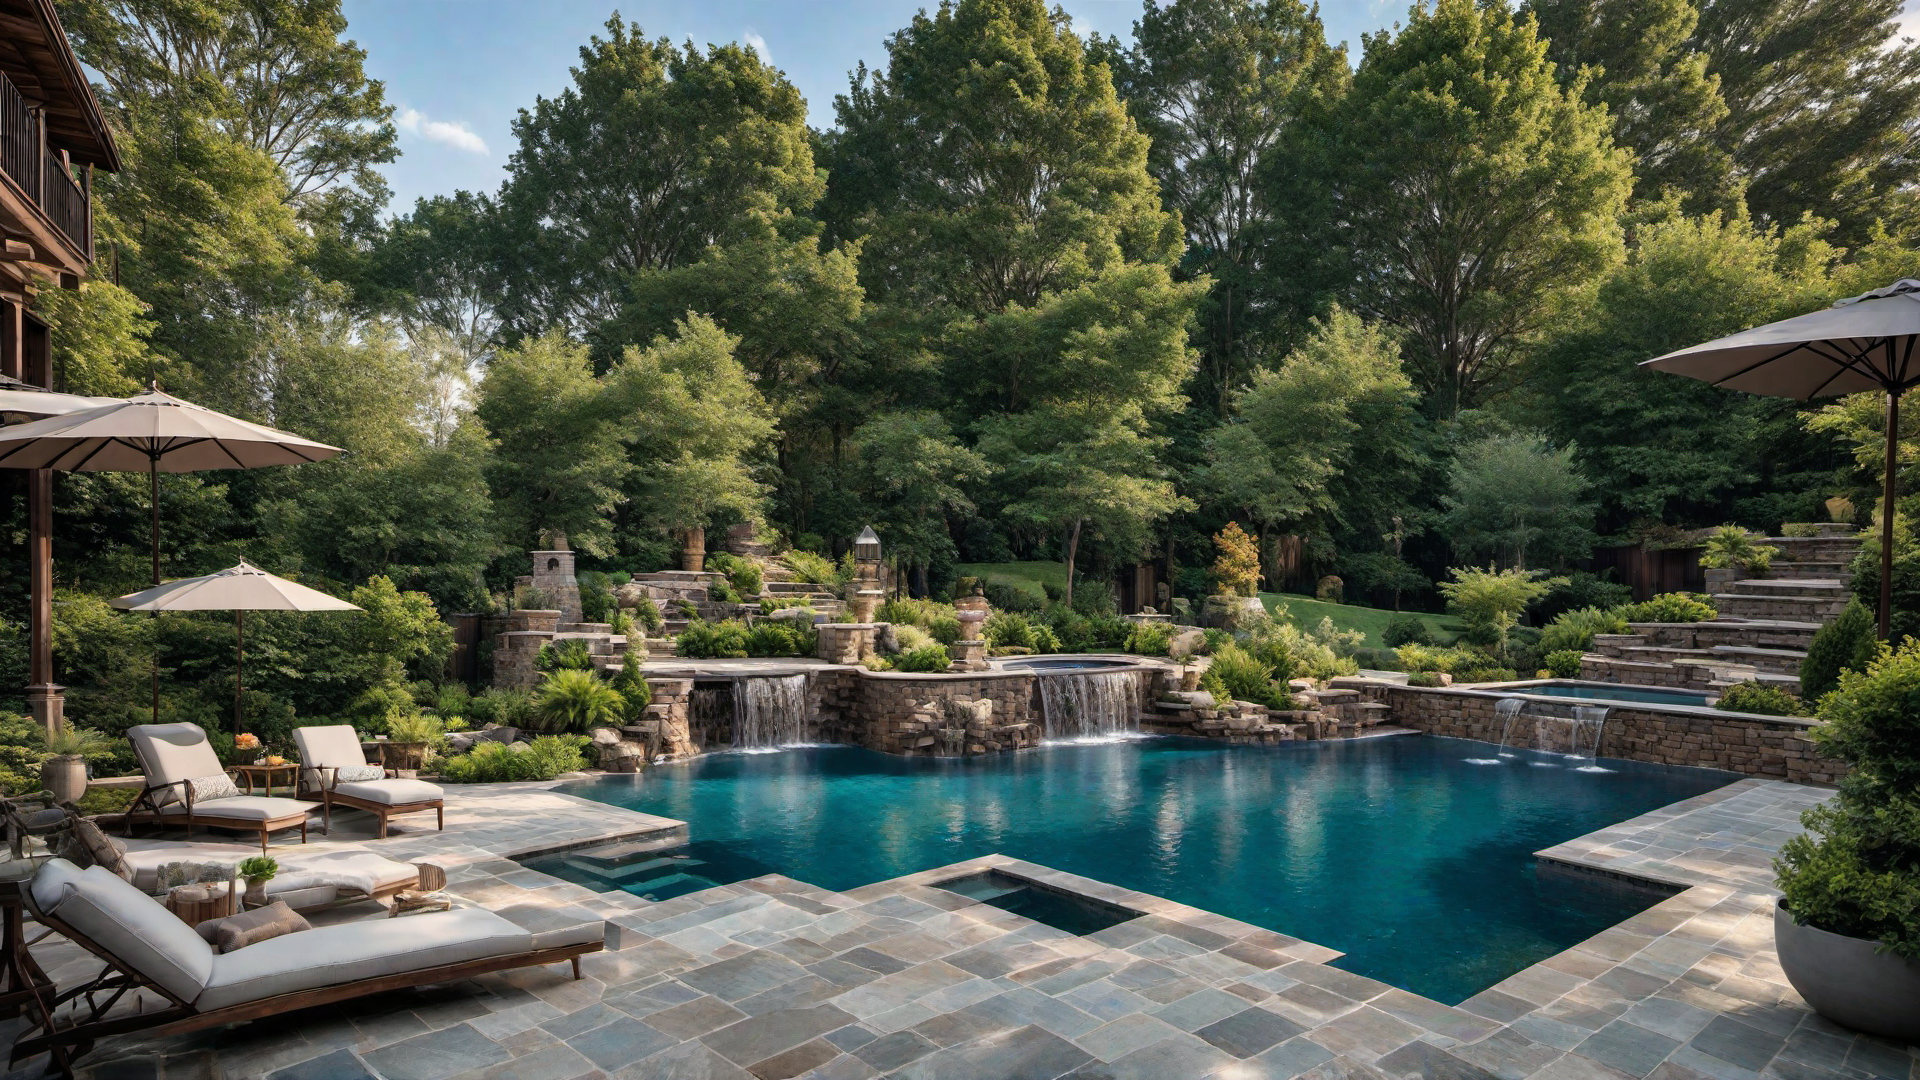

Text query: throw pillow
(185, 773), (242, 804)
(194, 901), (310, 953)
(332, 764), (385, 783)
(51, 817), (133, 882)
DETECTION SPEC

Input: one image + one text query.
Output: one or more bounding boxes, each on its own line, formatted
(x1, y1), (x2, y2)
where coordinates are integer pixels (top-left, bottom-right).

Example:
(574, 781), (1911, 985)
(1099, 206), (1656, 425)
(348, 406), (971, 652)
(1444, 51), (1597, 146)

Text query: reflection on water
(559, 736), (1735, 1004)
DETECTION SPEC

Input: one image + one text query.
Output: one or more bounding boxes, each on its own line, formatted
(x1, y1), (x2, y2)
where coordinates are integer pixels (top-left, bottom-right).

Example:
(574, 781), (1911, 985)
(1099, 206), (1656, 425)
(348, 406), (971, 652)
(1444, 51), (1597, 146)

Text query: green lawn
(1261, 592), (1462, 647)
(957, 561), (1458, 647)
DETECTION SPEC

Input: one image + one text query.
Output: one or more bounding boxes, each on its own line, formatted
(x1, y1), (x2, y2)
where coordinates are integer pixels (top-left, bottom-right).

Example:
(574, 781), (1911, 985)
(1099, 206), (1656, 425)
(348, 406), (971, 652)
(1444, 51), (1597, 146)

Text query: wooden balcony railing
(0, 69), (93, 263)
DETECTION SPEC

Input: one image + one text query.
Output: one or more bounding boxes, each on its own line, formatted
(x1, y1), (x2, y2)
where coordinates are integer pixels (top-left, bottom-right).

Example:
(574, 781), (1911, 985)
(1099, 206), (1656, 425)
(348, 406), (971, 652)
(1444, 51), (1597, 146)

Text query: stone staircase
(1581, 526), (1860, 696)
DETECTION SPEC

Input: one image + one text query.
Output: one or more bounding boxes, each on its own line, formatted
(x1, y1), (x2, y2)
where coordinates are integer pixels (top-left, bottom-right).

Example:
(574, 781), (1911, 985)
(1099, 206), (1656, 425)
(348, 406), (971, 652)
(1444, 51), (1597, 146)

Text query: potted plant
(1772, 640), (1920, 1042)
(237, 855), (278, 909)
(1699, 524), (1780, 590)
(38, 726), (110, 807)
(382, 712), (444, 776)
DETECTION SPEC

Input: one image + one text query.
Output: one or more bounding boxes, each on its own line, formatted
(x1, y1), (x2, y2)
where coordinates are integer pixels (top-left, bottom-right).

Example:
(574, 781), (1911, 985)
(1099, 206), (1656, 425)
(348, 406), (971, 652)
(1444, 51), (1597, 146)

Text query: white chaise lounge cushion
(157, 796), (312, 821)
(27, 857), (87, 915)
(194, 907), (533, 1011)
(491, 904), (607, 950)
(333, 779), (443, 805)
(128, 723), (229, 807)
(38, 863), (213, 1003)
(293, 725), (382, 792)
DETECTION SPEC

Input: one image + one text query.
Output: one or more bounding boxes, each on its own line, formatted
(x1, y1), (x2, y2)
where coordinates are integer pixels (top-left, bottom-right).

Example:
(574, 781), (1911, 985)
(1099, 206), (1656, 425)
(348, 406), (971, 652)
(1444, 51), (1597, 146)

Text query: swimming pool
(543, 736), (1736, 1004)
(997, 656), (1140, 671)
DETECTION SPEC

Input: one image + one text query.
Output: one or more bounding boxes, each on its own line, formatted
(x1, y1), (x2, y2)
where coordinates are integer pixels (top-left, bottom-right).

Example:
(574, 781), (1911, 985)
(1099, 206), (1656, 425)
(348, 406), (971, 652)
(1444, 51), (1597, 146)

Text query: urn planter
(1774, 899), (1920, 1043)
(39, 754), (86, 807)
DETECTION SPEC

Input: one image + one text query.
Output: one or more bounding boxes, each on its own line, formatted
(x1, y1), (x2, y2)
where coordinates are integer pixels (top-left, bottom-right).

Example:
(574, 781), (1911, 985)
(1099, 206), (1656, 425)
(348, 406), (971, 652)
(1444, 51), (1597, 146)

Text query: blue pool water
(549, 736), (1736, 1003)
(1516, 684), (1714, 707)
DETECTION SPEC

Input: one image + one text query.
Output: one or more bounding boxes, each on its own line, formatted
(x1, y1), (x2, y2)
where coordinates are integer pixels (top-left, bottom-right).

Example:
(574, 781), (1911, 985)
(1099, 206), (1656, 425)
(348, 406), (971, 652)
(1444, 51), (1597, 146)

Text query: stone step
(1761, 537), (1865, 560)
(1639, 619), (1822, 652)
(1712, 593), (1852, 621)
(1765, 559), (1853, 577)
(766, 580), (838, 596)
(1729, 578), (1851, 599)
(1707, 645), (1808, 675)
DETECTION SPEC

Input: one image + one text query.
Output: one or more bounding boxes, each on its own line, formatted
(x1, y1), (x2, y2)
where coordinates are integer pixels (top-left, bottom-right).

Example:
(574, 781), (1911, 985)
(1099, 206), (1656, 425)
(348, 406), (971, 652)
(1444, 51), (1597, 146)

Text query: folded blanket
(263, 850), (414, 896)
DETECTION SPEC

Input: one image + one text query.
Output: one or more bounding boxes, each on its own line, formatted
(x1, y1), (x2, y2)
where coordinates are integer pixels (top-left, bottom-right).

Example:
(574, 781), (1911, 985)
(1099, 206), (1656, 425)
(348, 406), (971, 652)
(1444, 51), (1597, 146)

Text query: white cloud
(744, 28), (770, 64)
(396, 107), (488, 156)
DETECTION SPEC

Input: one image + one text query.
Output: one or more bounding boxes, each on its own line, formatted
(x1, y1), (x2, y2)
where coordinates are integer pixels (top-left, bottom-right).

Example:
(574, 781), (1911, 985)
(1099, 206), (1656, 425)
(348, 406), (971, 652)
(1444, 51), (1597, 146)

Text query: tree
(1525, 0), (1736, 213)
(845, 412), (990, 593)
(610, 315), (776, 548)
(1212, 522), (1261, 596)
(1438, 565), (1561, 658)
(1534, 212), (1850, 532)
(34, 281), (155, 397)
(360, 192), (503, 366)
(1442, 432), (1596, 570)
(1691, 0), (1920, 244)
(474, 334), (628, 555)
(495, 18), (820, 338)
(1205, 306), (1414, 533)
(1289, 0), (1633, 416)
(1109, 0), (1349, 413)
(60, 0), (396, 215)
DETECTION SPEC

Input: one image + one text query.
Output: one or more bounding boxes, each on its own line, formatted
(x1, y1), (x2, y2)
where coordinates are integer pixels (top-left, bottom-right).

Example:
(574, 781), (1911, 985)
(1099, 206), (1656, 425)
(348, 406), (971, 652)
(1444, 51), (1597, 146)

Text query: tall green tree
(474, 334), (629, 555)
(1284, 0), (1633, 417)
(496, 18), (821, 338)
(845, 412), (990, 592)
(1108, 0), (1349, 414)
(360, 192), (503, 366)
(1691, 0), (1920, 243)
(609, 315), (777, 551)
(1525, 0), (1736, 213)
(1442, 432), (1597, 570)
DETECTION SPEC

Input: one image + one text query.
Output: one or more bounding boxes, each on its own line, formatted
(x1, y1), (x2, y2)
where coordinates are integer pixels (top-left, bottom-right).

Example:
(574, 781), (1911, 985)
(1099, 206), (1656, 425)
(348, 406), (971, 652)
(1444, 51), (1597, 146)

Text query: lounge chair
(293, 725), (445, 839)
(119, 839), (432, 911)
(124, 725), (313, 853)
(12, 858), (602, 1077)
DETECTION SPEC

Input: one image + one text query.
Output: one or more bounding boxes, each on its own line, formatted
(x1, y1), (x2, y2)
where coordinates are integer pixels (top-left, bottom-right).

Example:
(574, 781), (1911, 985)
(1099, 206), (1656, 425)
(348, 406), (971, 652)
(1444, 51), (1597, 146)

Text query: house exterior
(0, 0), (121, 729)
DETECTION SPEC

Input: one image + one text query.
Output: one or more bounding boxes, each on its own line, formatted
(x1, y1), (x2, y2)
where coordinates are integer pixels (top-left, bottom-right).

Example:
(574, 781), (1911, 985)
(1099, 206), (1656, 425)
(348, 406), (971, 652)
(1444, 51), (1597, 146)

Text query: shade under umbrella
(113, 562), (361, 735)
(1641, 279), (1920, 636)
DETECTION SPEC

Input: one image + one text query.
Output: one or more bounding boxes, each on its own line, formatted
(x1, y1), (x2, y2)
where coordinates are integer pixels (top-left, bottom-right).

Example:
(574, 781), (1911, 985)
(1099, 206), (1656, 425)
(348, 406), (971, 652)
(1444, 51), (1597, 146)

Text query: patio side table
(231, 763), (299, 798)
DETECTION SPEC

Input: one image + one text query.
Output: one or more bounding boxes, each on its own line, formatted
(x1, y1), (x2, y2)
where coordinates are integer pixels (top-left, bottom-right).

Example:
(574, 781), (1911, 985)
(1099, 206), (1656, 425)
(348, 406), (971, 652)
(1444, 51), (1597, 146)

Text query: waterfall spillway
(733, 675), (809, 749)
(1535, 705), (1609, 758)
(1494, 697), (1525, 757)
(1036, 672), (1139, 740)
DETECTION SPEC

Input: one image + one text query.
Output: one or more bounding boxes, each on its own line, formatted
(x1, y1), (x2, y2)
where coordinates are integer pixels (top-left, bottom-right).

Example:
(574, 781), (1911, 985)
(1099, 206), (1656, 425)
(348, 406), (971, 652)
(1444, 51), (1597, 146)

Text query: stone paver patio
(8, 768), (1915, 1080)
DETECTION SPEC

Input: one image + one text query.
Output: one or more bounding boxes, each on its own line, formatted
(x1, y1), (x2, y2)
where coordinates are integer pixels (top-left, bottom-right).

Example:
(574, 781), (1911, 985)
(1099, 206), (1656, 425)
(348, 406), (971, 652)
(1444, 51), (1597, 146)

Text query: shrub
(1438, 566), (1560, 658)
(1381, 615), (1432, 648)
(631, 598), (664, 634)
(1123, 623), (1174, 656)
(385, 712), (445, 745)
(676, 620), (750, 658)
(1715, 681), (1807, 716)
(1454, 665), (1519, 683)
(892, 644), (953, 673)
(536, 639), (595, 672)
(440, 735), (590, 783)
(1393, 643), (1490, 675)
(1543, 650), (1585, 678)
(1203, 643), (1288, 707)
(783, 550), (843, 587)
(1776, 641), (1920, 959)
(1030, 623), (1062, 653)
(984, 582), (1043, 613)
(1618, 592), (1716, 623)
(984, 612), (1036, 650)
(610, 661), (652, 719)
(1212, 523), (1262, 598)
(534, 669), (625, 733)
(744, 622), (813, 657)
(1800, 598), (1879, 701)
(707, 552), (763, 600)
(1534, 572), (1633, 622)
(927, 615), (962, 645)
(1540, 607), (1630, 654)
(1406, 671), (1448, 687)
(1350, 647), (1402, 671)
(578, 572), (616, 623)
(891, 624), (937, 652)
(433, 683), (471, 718)
(466, 688), (534, 727)
(1699, 525), (1779, 572)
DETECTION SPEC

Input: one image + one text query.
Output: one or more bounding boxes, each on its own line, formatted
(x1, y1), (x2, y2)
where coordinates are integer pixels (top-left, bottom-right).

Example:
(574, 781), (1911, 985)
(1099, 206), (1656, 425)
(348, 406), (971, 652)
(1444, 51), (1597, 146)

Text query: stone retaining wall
(1361, 683), (1840, 784)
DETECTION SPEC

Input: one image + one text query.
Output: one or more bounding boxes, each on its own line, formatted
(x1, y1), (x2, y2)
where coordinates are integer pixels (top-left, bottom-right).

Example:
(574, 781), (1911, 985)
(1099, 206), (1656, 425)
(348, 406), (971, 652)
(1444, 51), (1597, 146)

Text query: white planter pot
(1774, 899), (1920, 1043)
(40, 754), (86, 807)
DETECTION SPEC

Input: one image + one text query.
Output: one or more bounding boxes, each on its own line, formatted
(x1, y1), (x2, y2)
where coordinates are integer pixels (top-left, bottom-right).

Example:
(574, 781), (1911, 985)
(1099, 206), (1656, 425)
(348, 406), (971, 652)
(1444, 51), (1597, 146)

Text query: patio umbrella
(0, 388), (343, 584)
(0, 375), (122, 422)
(112, 562), (361, 735)
(1641, 278), (1920, 636)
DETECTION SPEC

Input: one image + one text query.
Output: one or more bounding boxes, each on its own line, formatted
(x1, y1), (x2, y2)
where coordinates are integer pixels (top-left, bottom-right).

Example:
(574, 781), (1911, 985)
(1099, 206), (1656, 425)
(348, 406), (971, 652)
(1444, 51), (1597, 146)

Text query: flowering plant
(234, 733), (261, 750)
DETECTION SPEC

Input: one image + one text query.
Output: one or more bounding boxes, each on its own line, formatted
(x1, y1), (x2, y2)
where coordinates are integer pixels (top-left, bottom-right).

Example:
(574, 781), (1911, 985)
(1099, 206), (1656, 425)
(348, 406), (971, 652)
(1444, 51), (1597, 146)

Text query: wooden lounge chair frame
(309, 764), (444, 840)
(122, 778), (308, 854)
(9, 902), (599, 1078)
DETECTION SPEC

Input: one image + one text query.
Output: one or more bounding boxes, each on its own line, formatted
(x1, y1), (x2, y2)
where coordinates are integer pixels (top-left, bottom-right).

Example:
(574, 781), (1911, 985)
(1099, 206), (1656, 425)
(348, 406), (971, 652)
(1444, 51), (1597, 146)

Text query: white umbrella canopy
(113, 563), (361, 735)
(0, 388), (342, 472)
(1641, 279), (1920, 636)
(0, 375), (122, 422)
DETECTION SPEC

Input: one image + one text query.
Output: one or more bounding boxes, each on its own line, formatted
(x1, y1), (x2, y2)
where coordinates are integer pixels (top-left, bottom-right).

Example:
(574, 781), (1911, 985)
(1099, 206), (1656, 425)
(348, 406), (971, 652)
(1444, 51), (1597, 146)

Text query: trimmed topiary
(1381, 615), (1432, 648)
(1800, 599), (1879, 702)
(1543, 650), (1584, 678)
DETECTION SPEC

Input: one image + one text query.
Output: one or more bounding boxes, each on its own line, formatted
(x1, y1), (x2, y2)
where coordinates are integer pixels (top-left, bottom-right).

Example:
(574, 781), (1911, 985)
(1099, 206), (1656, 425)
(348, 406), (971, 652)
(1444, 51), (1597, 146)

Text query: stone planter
(382, 741), (429, 771)
(39, 754), (86, 807)
(1703, 567), (1740, 592)
(1774, 899), (1920, 1043)
(682, 527), (706, 572)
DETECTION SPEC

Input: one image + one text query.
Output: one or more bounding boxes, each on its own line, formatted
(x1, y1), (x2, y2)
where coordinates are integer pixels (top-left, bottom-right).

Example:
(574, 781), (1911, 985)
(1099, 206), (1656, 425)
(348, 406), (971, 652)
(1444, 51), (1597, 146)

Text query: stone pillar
(681, 527), (706, 572)
(949, 588), (990, 671)
(530, 548), (582, 622)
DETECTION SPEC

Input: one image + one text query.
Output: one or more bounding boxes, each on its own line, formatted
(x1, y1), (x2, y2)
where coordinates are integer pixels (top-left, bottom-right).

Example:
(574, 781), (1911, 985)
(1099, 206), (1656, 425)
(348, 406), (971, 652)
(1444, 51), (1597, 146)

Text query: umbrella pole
(1882, 389), (1901, 639)
(150, 457), (160, 721)
(235, 610), (244, 738)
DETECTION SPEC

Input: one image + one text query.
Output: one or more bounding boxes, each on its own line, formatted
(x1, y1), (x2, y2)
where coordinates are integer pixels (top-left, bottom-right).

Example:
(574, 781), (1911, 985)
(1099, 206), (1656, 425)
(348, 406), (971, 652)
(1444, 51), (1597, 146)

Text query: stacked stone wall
(1364, 684), (1841, 784)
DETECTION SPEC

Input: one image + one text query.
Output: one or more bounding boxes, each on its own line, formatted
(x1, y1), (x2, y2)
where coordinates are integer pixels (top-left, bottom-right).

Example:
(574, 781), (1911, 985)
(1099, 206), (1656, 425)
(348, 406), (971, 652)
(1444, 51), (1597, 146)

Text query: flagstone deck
(14, 773), (1917, 1080)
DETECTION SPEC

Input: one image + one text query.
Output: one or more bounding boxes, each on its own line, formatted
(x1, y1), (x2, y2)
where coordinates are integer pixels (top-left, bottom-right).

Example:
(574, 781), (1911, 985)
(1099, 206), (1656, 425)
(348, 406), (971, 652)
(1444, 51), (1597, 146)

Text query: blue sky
(341, 0), (1405, 214)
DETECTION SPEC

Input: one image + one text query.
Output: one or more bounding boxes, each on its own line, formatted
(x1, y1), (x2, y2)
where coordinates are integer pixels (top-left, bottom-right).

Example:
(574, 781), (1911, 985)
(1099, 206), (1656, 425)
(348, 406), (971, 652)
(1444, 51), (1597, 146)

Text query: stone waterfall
(732, 675), (810, 749)
(1035, 672), (1140, 740)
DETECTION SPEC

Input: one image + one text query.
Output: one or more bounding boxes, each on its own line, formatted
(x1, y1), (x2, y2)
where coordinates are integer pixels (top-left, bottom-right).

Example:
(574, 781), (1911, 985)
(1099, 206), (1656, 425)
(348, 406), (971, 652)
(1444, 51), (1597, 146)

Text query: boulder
(875, 623), (901, 655)
(945, 698), (993, 726)
(507, 741), (530, 753)
(766, 606), (818, 625)
(598, 740), (646, 773)
(1168, 628), (1205, 659)
(447, 733), (475, 753)
(475, 725), (519, 745)
(589, 726), (623, 747)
